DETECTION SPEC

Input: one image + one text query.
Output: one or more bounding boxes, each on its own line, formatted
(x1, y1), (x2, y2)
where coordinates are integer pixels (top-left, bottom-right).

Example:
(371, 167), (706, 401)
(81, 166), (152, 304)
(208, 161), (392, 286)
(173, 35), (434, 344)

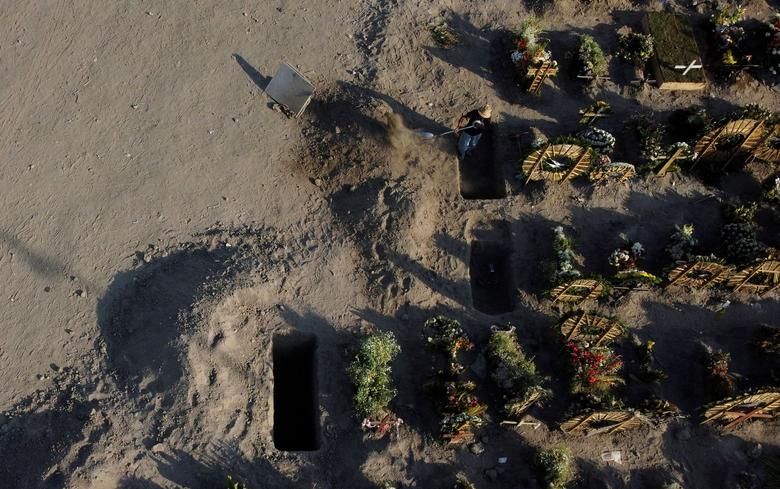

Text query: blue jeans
(458, 132), (482, 159)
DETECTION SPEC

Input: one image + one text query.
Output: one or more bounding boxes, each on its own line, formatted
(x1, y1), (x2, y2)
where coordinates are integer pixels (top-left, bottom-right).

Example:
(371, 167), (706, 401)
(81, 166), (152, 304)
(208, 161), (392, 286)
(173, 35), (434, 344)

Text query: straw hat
(478, 103), (493, 118)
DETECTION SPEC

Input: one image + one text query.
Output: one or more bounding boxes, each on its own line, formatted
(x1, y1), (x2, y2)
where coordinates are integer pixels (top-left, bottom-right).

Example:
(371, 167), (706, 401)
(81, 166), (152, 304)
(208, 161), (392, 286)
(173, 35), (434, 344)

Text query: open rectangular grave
(459, 128), (506, 199)
(469, 240), (515, 314)
(272, 332), (320, 451)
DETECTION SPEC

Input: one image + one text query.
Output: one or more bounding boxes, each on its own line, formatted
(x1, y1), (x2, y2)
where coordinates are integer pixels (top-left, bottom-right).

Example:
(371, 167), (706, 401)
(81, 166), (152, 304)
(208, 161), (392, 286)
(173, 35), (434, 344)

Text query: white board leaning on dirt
(264, 62), (315, 118)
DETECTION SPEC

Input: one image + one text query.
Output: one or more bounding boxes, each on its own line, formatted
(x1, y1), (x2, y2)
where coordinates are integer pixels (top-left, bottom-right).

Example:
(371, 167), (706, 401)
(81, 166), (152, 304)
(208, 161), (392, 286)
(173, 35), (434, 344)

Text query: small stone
(335, 126), (342, 134)
(469, 442), (485, 455)
(484, 468), (498, 482)
(314, 178), (322, 187)
(75, 289), (86, 298)
(44, 287), (51, 293)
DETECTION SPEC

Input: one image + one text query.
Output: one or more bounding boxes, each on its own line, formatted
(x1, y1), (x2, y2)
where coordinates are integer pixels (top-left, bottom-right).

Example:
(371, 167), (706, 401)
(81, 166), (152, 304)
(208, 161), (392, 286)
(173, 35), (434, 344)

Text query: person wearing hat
(454, 104), (492, 160)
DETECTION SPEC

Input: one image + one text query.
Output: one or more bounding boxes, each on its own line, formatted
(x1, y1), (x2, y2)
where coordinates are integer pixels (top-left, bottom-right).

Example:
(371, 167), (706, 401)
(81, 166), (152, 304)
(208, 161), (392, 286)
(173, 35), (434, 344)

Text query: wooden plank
(656, 147), (684, 176)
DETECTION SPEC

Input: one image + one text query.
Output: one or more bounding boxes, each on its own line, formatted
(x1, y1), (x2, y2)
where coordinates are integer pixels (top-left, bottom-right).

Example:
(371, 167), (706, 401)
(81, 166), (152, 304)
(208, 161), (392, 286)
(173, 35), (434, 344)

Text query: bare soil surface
(0, 1), (778, 488)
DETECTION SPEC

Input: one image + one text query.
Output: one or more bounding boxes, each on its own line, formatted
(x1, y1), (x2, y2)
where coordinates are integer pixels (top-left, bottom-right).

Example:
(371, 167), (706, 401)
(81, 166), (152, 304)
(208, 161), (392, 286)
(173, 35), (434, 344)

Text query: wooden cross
(674, 59), (703, 76)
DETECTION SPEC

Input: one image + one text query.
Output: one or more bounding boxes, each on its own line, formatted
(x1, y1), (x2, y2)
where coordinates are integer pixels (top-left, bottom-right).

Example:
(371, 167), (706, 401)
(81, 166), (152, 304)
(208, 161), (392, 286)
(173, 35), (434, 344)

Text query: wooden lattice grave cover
(728, 259), (780, 295)
(522, 144), (593, 183)
(695, 119), (765, 167)
(702, 389), (780, 429)
(667, 261), (733, 289)
(559, 312), (624, 346)
(752, 124), (780, 164)
(589, 162), (636, 183)
(560, 411), (644, 435)
(550, 279), (605, 304)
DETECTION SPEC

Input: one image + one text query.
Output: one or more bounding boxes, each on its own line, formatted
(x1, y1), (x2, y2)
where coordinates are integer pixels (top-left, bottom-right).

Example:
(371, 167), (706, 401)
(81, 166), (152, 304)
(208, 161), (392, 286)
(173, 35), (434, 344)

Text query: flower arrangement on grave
(577, 126), (615, 154)
(763, 174), (780, 206)
(703, 345), (736, 400)
(486, 326), (549, 419)
(578, 100), (612, 125)
(710, 3), (747, 66)
(721, 201), (765, 265)
(348, 331), (403, 436)
(629, 113), (697, 173)
(577, 35), (608, 80)
(616, 31), (655, 67)
(430, 21), (461, 49)
(511, 15), (558, 79)
(424, 316), (472, 375)
(551, 226), (582, 285)
(566, 341), (624, 399)
(608, 242), (662, 287)
(535, 447), (574, 489)
(767, 12), (780, 78)
(423, 316), (487, 444)
(635, 339), (667, 383)
(439, 380), (488, 443)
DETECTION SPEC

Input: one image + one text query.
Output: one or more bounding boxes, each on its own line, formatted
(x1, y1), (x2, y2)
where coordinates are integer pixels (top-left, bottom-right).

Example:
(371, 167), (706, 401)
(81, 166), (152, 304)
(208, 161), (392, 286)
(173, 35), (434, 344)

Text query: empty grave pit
(469, 240), (515, 315)
(272, 332), (320, 451)
(458, 129), (506, 200)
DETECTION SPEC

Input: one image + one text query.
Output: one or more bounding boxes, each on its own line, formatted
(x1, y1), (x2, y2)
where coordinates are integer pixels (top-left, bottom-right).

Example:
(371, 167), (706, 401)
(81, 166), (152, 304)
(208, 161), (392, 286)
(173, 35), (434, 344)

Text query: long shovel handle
(440, 124), (476, 137)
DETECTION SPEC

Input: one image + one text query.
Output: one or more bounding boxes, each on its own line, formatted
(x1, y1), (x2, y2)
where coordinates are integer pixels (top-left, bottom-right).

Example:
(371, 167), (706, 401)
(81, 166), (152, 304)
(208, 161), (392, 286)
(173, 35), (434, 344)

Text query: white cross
(674, 59), (703, 76)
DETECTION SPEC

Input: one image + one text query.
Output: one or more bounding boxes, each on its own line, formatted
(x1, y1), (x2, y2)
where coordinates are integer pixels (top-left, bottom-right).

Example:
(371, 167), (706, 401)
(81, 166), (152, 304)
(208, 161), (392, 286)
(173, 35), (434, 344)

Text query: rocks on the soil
(74, 289), (86, 298)
(469, 441), (485, 455)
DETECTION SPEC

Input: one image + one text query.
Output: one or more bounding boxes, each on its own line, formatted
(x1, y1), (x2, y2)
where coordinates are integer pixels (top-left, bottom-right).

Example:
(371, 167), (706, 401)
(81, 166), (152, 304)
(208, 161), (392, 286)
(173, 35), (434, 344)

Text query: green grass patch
(646, 12), (705, 84)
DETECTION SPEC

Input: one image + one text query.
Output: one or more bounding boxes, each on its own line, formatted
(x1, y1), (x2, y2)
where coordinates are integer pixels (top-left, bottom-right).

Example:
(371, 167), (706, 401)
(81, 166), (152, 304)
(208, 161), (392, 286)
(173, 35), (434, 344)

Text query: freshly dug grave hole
(459, 129), (505, 199)
(272, 332), (320, 451)
(469, 241), (515, 314)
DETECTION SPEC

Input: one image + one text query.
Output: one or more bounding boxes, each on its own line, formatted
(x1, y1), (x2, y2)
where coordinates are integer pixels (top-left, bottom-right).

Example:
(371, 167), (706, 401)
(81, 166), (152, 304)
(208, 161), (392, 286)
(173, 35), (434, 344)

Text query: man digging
(454, 103), (492, 160)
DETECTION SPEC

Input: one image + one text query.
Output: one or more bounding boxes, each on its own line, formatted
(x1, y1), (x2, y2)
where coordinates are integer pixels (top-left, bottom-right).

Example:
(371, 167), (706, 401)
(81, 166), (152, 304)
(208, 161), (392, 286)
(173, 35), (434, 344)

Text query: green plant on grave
(227, 475), (247, 489)
(577, 35), (608, 79)
(535, 446), (574, 489)
(347, 331), (401, 422)
(430, 21), (461, 49)
(666, 224), (698, 263)
(486, 326), (549, 418)
(551, 226), (582, 285)
(721, 201), (765, 265)
(628, 112), (666, 170)
(616, 31), (655, 66)
(424, 316), (472, 375)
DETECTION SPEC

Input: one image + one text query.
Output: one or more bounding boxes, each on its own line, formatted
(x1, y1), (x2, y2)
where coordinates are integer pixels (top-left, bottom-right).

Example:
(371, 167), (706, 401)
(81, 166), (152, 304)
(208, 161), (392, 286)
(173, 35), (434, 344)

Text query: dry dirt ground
(1, 0), (779, 488)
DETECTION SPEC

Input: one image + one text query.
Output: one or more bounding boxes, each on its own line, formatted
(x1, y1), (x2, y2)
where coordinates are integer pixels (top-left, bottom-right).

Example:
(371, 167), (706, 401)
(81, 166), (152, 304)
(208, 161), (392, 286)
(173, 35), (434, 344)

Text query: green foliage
(577, 35), (608, 78)
(430, 21), (460, 49)
(487, 327), (549, 417)
(666, 224), (698, 262)
(616, 31), (655, 66)
(348, 332), (401, 420)
(227, 475), (247, 489)
(721, 201), (764, 265)
(535, 447), (574, 489)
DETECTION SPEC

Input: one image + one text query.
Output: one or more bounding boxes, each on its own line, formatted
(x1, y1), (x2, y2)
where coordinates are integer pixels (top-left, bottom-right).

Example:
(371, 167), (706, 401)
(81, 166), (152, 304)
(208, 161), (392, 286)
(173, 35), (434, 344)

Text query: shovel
(414, 124), (477, 140)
